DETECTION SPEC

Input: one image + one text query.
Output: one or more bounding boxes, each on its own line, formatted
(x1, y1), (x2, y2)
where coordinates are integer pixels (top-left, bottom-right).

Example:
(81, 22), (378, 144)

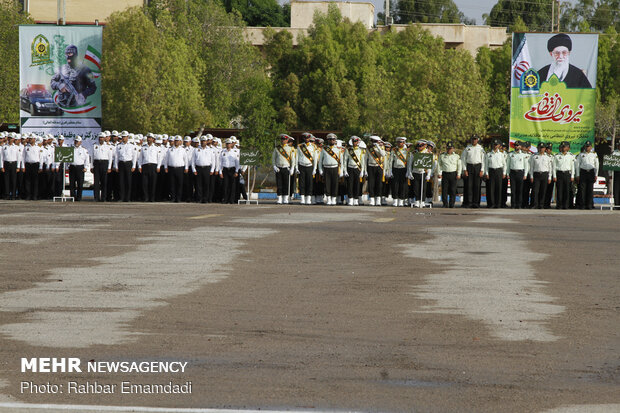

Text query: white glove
(406, 172), (413, 180)
(339, 171), (344, 178)
(312, 169), (317, 176)
(289, 168), (295, 176)
(344, 171), (349, 178)
(273, 166), (280, 173)
(76, 93), (86, 106)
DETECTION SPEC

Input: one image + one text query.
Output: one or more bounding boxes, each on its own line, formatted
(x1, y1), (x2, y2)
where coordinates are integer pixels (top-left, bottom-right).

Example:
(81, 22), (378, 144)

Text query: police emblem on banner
(519, 68), (540, 95)
(30, 34), (53, 66)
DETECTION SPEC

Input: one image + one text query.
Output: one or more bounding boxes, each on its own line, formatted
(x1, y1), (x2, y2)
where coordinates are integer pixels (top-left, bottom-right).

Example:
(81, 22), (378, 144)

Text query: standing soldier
(91, 132), (113, 202)
(296, 132), (318, 205)
(575, 140), (599, 210)
(2, 133), (20, 200)
(155, 135), (168, 201)
(114, 131), (138, 202)
(23, 134), (42, 200)
(312, 137), (325, 204)
(612, 141), (620, 208)
(484, 139), (507, 209)
(39, 135), (54, 199)
(343, 136), (366, 206)
(500, 142), (509, 208)
(192, 135), (215, 204)
(317, 133), (342, 206)
(181, 136), (194, 202)
(106, 131), (119, 201)
(436, 141), (461, 208)
(165, 136), (188, 203)
(389, 137), (408, 207)
(544, 143), (555, 208)
(218, 137), (240, 204)
(139, 133), (163, 202)
(52, 135), (66, 198)
(521, 142), (534, 208)
(507, 141), (529, 209)
(407, 140), (430, 208)
(529, 142), (552, 209)
(272, 134), (296, 205)
(365, 136), (385, 206)
(553, 141), (575, 210)
(461, 135), (485, 208)
(69, 136), (90, 201)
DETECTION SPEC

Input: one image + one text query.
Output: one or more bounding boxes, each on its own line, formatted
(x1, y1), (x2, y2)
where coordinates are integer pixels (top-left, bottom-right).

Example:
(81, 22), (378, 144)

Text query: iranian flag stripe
(85, 46), (101, 69)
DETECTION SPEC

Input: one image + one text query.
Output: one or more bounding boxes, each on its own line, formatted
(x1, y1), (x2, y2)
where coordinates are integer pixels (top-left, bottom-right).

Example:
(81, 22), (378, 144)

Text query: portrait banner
(509, 32), (598, 153)
(19, 25), (102, 149)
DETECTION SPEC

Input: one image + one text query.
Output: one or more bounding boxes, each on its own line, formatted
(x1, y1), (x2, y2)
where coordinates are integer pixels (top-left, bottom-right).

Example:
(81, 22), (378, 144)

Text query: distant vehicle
(20, 84), (63, 116)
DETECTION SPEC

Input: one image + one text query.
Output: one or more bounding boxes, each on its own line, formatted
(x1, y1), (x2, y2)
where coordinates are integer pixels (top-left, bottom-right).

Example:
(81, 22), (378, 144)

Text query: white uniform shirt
(115, 143), (138, 168)
(139, 144), (163, 168)
(461, 144), (485, 168)
(529, 153), (552, 177)
(2, 144), (21, 163)
(191, 146), (215, 173)
(575, 151), (599, 176)
(218, 148), (240, 172)
(71, 146), (90, 167)
(553, 152), (576, 178)
(297, 143), (317, 168)
(23, 144), (42, 165)
(484, 150), (507, 175)
(507, 151), (529, 176)
(91, 142), (114, 170)
(165, 146), (188, 169)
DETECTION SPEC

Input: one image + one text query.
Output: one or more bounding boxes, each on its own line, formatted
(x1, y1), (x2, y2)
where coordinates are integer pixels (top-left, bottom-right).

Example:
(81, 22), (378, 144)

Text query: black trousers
(195, 165), (211, 203)
(486, 168), (502, 208)
(578, 169), (595, 209)
(465, 163), (482, 207)
(131, 169), (141, 201)
(412, 172), (426, 201)
(614, 171), (620, 206)
(556, 171), (571, 209)
(141, 163), (157, 202)
(522, 178), (532, 208)
(391, 167), (407, 199)
(118, 161), (133, 202)
(441, 171), (457, 207)
(222, 167), (236, 204)
(168, 166), (184, 202)
(323, 167), (338, 196)
(156, 169), (168, 201)
(39, 165), (52, 199)
(24, 162), (39, 200)
(53, 165), (64, 197)
(93, 159), (109, 201)
(298, 165), (313, 196)
(107, 170), (119, 201)
(3, 162), (17, 199)
(367, 165), (383, 198)
(544, 180), (555, 208)
(531, 171), (549, 208)
(347, 167), (361, 199)
(509, 170), (524, 209)
(182, 169), (192, 202)
(501, 176), (508, 207)
(69, 165), (85, 201)
(275, 167), (290, 196)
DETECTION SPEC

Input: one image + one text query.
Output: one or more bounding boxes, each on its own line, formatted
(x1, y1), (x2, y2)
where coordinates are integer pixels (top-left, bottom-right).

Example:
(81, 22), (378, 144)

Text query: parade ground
(0, 201), (619, 413)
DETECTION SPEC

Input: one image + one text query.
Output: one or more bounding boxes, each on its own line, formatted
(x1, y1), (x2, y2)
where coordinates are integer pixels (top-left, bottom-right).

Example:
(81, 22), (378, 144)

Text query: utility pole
(551, 0), (554, 32)
(385, 0), (390, 25)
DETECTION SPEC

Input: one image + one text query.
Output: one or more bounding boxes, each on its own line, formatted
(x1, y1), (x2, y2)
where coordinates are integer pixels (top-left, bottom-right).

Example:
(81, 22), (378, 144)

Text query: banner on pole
(20, 25), (102, 149)
(54, 146), (74, 163)
(509, 32), (598, 153)
(412, 153), (433, 169)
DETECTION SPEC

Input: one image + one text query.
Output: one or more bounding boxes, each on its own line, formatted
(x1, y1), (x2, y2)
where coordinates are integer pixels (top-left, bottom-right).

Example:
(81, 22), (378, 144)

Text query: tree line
(0, 0), (617, 157)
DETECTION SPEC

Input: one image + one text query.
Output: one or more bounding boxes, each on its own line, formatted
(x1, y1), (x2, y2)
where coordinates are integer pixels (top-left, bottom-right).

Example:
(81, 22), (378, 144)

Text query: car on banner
(20, 84), (63, 116)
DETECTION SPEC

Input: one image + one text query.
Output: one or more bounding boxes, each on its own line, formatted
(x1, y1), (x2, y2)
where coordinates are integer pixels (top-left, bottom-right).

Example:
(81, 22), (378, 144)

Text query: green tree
(476, 43), (511, 137)
(484, 0), (553, 31)
(102, 7), (205, 133)
(394, 0), (473, 24)
(224, 0), (290, 27)
(0, 0), (33, 123)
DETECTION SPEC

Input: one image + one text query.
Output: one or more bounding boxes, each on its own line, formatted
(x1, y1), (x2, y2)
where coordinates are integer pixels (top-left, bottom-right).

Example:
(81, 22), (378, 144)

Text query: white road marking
(401, 224), (564, 341)
(188, 214), (222, 220)
(232, 212), (374, 225)
(0, 227), (274, 348)
(0, 402), (337, 413)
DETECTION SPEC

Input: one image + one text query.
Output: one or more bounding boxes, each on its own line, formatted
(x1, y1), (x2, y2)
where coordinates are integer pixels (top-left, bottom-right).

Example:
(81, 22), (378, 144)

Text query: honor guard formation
(271, 133), (616, 210)
(0, 130), (246, 204)
(0, 130), (616, 210)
